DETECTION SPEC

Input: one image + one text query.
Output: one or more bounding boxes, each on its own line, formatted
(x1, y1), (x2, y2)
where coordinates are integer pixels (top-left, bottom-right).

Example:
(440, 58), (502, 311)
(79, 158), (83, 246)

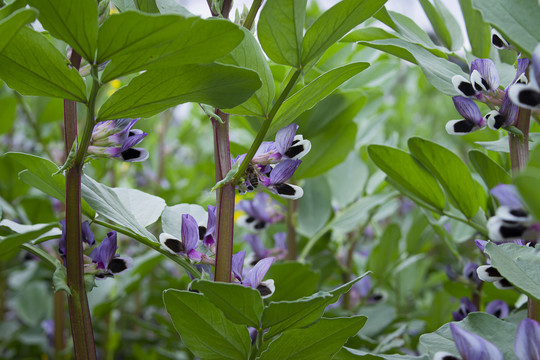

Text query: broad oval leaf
(269, 62), (369, 134)
(485, 242), (540, 301)
(163, 289), (251, 360)
(408, 137), (479, 219)
(264, 262), (320, 301)
(458, 0), (491, 58)
(26, 0), (98, 62)
(257, 0), (306, 67)
(472, 0), (540, 57)
(0, 27), (86, 102)
(419, 0), (463, 51)
(468, 150), (511, 190)
(97, 63), (262, 120)
(220, 28), (275, 117)
(258, 316), (367, 360)
(301, 0), (387, 65)
(367, 144), (445, 212)
(0, 8), (37, 55)
(297, 176), (332, 238)
(190, 279), (264, 328)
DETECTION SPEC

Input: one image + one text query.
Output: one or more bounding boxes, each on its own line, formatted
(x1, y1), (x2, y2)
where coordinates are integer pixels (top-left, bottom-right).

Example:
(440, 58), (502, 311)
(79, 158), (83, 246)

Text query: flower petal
(491, 184), (524, 208)
(275, 123), (298, 155)
(452, 97), (482, 122)
(159, 232), (184, 254)
(470, 59), (500, 92)
(496, 206), (531, 223)
(284, 136), (311, 160)
(270, 183), (304, 199)
(514, 318), (540, 360)
(243, 257), (275, 288)
(257, 279), (275, 299)
(450, 323), (503, 360)
(81, 221), (95, 246)
(477, 265), (503, 282)
(452, 75), (477, 97)
(232, 251), (246, 282)
(120, 147), (149, 162)
(508, 83), (540, 109)
(491, 29), (510, 49)
(181, 214), (199, 253)
(485, 110), (506, 130)
(498, 91), (519, 128)
(445, 119), (480, 135)
(245, 233), (268, 260)
(269, 159), (301, 185)
(487, 216), (527, 241)
(89, 231), (118, 270)
(108, 256), (133, 274)
(485, 300), (508, 319)
(434, 351), (460, 360)
(532, 44), (540, 87)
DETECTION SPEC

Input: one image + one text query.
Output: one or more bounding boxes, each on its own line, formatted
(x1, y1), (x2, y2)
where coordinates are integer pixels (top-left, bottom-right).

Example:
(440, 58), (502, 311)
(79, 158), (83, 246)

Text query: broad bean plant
(1, 0), (540, 359)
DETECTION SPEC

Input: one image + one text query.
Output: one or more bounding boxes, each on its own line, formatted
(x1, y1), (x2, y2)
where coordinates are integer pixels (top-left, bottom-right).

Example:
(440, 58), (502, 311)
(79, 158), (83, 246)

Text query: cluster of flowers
(446, 32), (540, 135)
(434, 318), (540, 360)
(234, 123), (311, 199)
(87, 118), (149, 162)
(58, 220), (132, 278)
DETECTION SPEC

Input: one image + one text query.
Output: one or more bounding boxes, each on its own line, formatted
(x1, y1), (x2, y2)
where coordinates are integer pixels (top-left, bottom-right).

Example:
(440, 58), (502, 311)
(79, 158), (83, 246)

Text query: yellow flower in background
(107, 79), (122, 97)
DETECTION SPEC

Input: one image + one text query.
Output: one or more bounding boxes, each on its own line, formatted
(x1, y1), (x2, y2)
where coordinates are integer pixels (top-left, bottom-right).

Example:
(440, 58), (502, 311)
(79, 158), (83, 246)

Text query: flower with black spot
(89, 231), (133, 278)
(58, 220), (95, 264)
(509, 44), (540, 109)
(452, 59), (500, 99)
(237, 192), (284, 232)
(446, 97), (486, 135)
(231, 251), (275, 298)
(88, 118), (149, 162)
(434, 324), (502, 360)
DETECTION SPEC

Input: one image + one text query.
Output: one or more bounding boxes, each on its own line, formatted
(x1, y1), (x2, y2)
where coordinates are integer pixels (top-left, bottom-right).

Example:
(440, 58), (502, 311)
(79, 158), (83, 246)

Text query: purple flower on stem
(446, 97), (486, 135)
(452, 59), (499, 99)
(434, 324), (503, 360)
(462, 262), (481, 285)
(88, 118), (149, 162)
(159, 214), (207, 262)
(89, 231), (133, 278)
(509, 44), (540, 109)
(514, 318), (540, 360)
(485, 300), (508, 319)
(237, 192), (284, 231)
(231, 251), (275, 298)
(452, 297), (477, 321)
(260, 159), (304, 199)
(245, 233), (269, 264)
(491, 29), (512, 50)
(201, 205), (216, 248)
(58, 220), (95, 261)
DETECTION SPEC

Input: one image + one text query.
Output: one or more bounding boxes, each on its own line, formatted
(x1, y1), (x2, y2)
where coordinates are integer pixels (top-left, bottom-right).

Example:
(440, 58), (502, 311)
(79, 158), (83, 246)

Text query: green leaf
(264, 262), (320, 301)
(190, 280), (264, 328)
(326, 153), (368, 208)
(367, 224), (401, 281)
(0, 8), (37, 55)
(257, 0), (306, 67)
(163, 289), (251, 360)
(468, 150), (511, 189)
(0, 27), (87, 102)
(335, 347), (429, 359)
(112, 188), (166, 228)
(458, 0), (491, 58)
(0, 220), (57, 257)
(408, 137), (479, 219)
(15, 282), (52, 327)
(136, 0), (159, 13)
(297, 177), (332, 238)
(155, 0), (193, 16)
(419, 312), (518, 359)
(258, 316), (367, 360)
(0, 94), (17, 134)
(515, 168), (540, 221)
(98, 13), (244, 81)
(220, 28), (275, 117)
(367, 145), (445, 212)
(161, 204), (208, 239)
(301, 0), (387, 65)
(53, 260), (70, 295)
(4, 153), (95, 218)
(472, 0), (540, 57)
(419, 0), (463, 51)
(262, 291), (334, 338)
(485, 242), (540, 300)
(26, 0), (98, 62)
(97, 63), (261, 120)
(111, 0), (138, 12)
(81, 175), (157, 241)
(269, 62), (369, 134)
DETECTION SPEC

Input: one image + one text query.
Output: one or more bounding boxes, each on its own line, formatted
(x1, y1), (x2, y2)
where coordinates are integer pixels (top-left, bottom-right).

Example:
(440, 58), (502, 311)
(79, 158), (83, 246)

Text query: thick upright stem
(286, 199), (298, 260)
(212, 111), (236, 282)
(64, 65), (99, 360)
(53, 291), (66, 358)
(243, 0), (263, 30)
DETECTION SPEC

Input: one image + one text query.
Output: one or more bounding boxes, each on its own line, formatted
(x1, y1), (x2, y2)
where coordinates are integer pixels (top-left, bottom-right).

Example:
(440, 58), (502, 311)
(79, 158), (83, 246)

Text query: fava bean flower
(434, 324), (502, 360)
(89, 231), (133, 278)
(88, 118), (149, 162)
(232, 251), (275, 298)
(509, 44), (540, 109)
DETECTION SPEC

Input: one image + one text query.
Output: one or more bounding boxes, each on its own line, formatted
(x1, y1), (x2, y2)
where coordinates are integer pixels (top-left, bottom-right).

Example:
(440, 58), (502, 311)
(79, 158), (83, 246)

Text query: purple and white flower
(434, 324), (503, 360)
(89, 231), (133, 278)
(509, 44), (540, 109)
(231, 251), (275, 298)
(514, 318), (540, 360)
(446, 97), (486, 135)
(159, 214), (213, 263)
(237, 192), (285, 231)
(88, 118), (149, 162)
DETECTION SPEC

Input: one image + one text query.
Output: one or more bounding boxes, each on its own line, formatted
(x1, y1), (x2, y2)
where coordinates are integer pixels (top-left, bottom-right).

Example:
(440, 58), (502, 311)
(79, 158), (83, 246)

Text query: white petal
(477, 265), (503, 282)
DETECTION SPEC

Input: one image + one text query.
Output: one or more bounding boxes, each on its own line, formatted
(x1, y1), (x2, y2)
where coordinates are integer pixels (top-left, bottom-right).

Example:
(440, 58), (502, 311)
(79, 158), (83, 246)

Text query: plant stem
(286, 199), (298, 260)
(64, 65), (99, 360)
(232, 68), (302, 185)
(212, 111), (236, 282)
(243, 0), (263, 30)
(54, 291), (66, 358)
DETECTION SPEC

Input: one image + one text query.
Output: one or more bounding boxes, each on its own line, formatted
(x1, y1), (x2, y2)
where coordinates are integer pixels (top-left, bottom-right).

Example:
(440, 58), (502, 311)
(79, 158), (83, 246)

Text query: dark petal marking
(128, 131), (135, 137)
(442, 356), (460, 360)
(493, 309), (502, 318)
(121, 148), (142, 161)
(510, 209), (528, 217)
(254, 221), (266, 230)
(498, 278), (513, 288)
(492, 114), (505, 129)
(453, 119), (476, 133)
(370, 293), (384, 302)
(246, 216), (255, 224)
(481, 77), (490, 91)
(518, 89), (540, 107)
(257, 284), (272, 296)
(284, 144), (304, 158)
(500, 224), (527, 238)
(108, 258), (128, 273)
(198, 226), (206, 241)
(458, 81), (476, 97)
(473, 81), (484, 92)
(275, 183), (296, 196)
(486, 266), (502, 278)
(492, 34), (505, 48)
(165, 238), (184, 253)
(291, 139), (300, 146)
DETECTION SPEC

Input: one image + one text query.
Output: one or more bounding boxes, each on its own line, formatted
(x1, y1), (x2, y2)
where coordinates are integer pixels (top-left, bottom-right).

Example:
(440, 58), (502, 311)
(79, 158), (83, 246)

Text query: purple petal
(275, 123), (298, 155)
(450, 324), (503, 360)
(463, 262), (480, 284)
(245, 233), (268, 260)
(251, 192), (272, 222)
(353, 275), (372, 298)
(244, 257), (275, 288)
(120, 129), (147, 152)
(89, 231), (118, 269)
(511, 58), (530, 86)
(187, 249), (202, 262)
(206, 205), (216, 236)
(81, 221), (95, 246)
(490, 184), (523, 208)
(470, 59), (500, 91)
(181, 214), (199, 253)
(273, 232), (287, 250)
(452, 297), (477, 321)
(232, 251), (246, 282)
(475, 239), (488, 253)
(515, 319), (540, 360)
(58, 220), (66, 256)
(499, 90), (519, 127)
(533, 44), (540, 87)
(120, 147), (149, 162)
(485, 300), (508, 319)
(452, 97), (483, 123)
(269, 159), (301, 185)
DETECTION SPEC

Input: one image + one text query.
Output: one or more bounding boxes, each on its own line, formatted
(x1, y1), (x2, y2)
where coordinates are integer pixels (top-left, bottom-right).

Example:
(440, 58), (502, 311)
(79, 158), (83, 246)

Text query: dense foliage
(1, 0), (540, 359)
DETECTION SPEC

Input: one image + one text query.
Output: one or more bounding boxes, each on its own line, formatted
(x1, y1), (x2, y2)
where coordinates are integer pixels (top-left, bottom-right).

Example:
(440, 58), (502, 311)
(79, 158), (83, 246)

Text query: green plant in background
(1, 0), (540, 359)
